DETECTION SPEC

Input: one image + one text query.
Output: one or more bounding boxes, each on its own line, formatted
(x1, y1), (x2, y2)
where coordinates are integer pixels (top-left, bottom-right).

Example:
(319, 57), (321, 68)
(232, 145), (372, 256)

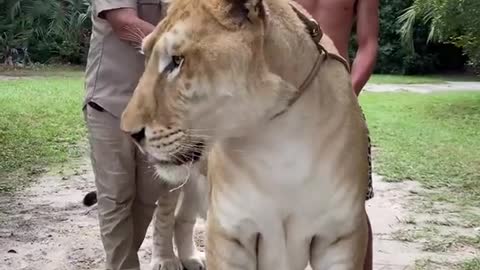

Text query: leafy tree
(398, 0), (480, 71)
(0, 0), (91, 65)
(349, 0), (461, 74)
(0, 0), (472, 74)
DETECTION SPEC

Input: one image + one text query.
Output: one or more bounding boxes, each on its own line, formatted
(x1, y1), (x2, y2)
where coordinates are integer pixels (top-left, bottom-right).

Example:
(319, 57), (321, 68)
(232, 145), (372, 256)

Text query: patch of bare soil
(365, 81), (480, 93)
(0, 159), (103, 270)
(0, 158), (203, 270)
(0, 158), (478, 270)
(367, 176), (479, 270)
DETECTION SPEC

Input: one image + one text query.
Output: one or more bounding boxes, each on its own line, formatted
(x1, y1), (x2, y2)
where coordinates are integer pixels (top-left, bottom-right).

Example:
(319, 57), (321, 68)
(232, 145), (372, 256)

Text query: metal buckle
(307, 19), (321, 43)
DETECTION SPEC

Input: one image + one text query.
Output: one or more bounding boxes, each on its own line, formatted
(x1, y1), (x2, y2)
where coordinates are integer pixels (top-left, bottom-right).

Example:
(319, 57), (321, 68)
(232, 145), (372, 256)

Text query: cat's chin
(153, 163), (199, 187)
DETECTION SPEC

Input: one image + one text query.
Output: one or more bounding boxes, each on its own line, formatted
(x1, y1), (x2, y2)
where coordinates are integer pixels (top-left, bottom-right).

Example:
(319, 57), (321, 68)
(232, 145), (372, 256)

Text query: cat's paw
(150, 257), (183, 270)
(181, 252), (206, 270)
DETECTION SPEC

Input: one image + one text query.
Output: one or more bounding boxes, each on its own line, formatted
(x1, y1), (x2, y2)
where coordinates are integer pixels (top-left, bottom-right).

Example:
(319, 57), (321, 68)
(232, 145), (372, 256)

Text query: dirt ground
(1, 157), (478, 270)
(364, 81), (480, 93)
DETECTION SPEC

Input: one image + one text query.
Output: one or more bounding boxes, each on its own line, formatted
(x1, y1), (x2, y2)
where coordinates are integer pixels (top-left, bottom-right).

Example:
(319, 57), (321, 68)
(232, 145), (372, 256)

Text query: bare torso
(295, 0), (356, 59)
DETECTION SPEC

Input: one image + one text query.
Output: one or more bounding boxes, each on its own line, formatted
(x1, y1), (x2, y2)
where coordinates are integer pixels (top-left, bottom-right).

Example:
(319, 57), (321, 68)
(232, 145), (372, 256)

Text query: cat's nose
(130, 128), (146, 143)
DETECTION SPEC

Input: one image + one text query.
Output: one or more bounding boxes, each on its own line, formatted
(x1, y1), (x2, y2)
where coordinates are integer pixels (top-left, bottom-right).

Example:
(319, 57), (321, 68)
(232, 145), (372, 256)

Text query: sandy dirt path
(1, 157), (478, 270)
(364, 81), (480, 93)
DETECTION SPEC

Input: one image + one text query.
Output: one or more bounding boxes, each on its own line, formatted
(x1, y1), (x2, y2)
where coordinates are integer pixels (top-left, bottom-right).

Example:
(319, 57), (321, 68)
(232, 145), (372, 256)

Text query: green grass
(0, 64), (84, 78)
(415, 259), (443, 270)
(1, 68), (479, 202)
(460, 258), (480, 270)
(393, 226), (480, 252)
(369, 74), (448, 84)
(0, 72), (86, 192)
(415, 258), (480, 270)
(360, 92), (480, 206)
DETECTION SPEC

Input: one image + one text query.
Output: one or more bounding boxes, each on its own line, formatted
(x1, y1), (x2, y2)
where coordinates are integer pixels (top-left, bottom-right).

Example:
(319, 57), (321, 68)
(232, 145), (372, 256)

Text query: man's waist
(83, 95), (132, 118)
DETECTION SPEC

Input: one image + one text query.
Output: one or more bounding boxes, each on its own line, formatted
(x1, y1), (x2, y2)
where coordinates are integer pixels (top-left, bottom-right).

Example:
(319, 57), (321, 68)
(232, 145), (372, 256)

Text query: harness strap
(270, 3), (350, 120)
(289, 2), (351, 72)
(270, 2), (350, 119)
(289, 2), (323, 44)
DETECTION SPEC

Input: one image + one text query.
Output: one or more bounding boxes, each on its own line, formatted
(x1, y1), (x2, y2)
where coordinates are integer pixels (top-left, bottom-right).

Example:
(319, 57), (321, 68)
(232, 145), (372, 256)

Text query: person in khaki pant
(83, 1), (166, 269)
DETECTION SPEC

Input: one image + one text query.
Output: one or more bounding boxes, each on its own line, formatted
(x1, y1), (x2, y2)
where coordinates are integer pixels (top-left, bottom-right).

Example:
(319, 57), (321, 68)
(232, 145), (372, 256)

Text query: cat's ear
(224, 0), (266, 26)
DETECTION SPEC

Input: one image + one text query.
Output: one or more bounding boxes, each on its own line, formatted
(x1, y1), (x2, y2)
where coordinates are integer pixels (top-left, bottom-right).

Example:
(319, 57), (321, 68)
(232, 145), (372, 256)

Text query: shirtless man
(294, 0), (379, 269)
(297, 0), (379, 95)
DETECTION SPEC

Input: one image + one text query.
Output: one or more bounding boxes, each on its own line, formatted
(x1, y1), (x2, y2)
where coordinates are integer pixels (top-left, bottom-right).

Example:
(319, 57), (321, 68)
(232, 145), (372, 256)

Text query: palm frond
(397, 0), (441, 52)
(397, 5), (418, 52)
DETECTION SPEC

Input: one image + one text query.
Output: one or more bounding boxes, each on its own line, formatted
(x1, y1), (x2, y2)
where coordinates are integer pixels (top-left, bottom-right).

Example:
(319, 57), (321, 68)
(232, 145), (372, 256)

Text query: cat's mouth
(148, 141), (205, 166)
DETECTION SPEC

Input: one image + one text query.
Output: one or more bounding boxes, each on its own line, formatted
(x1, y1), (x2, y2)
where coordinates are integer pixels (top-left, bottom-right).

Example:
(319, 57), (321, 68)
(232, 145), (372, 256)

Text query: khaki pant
(84, 103), (162, 270)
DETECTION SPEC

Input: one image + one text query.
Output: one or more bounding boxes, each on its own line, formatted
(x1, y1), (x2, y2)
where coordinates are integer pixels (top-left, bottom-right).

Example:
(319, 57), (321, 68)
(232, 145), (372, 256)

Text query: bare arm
(102, 8), (155, 49)
(351, 0), (379, 96)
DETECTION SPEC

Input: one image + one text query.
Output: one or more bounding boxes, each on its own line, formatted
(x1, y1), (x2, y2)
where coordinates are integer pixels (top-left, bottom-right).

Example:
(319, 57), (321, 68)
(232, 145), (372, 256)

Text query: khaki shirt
(84, 0), (165, 117)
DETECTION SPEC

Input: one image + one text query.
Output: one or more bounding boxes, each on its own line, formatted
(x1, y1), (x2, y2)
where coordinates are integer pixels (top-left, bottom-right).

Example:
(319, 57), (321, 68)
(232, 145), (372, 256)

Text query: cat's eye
(165, 55), (184, 73)
(172, 55), (184, 66)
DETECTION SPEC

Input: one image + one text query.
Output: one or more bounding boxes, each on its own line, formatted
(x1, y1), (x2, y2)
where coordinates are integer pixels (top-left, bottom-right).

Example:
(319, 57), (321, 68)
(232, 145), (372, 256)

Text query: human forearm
(104, 8), (155, 48)
(351, 42), (378, 96)
(351, 0), (379, 96)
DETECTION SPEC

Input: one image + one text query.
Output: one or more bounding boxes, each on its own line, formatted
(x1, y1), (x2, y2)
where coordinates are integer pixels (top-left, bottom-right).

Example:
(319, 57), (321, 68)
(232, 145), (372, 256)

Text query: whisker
(178, 142), (205, 148)
(166, 152), (185, 165)
(186, 134), (212, 140)
(185, 128), (214, 131)
(177, 151), (203, 160)
(126, 25), (146, 39)
(169, 161), (193, 192)
(185, 132), (213, 136)
(176, 147), (203, 158)
(153, 170), (162, 181)
(184, 126), (241, 137)
(182, 142), (208, 147)
(186, 135), (211, 140)
(123, 31), (142, 39)
(133, 26), (147, 38)
(123, 32), (145, 43)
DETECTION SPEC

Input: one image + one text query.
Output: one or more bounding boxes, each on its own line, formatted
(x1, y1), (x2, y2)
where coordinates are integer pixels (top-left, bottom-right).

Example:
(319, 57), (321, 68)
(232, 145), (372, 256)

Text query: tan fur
(149, 167), (208, 270)
(121, 0), (370, 268)
(150, 168), (208, 270)
(82, 171), (208, 270)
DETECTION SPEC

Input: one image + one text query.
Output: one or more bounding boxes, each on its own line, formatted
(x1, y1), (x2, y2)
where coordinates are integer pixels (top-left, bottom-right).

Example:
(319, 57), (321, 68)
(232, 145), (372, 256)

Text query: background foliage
(349, 0), (467, 75)
(0, 0), (92, 65)
(397, 0), (480, 73)
(0, 0), (477, 74)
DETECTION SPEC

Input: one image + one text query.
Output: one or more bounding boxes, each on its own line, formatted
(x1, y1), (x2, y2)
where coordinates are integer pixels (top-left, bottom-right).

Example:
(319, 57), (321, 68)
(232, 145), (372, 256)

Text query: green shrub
(0, 0), (91, 65)
(349, 0), (466, 75)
